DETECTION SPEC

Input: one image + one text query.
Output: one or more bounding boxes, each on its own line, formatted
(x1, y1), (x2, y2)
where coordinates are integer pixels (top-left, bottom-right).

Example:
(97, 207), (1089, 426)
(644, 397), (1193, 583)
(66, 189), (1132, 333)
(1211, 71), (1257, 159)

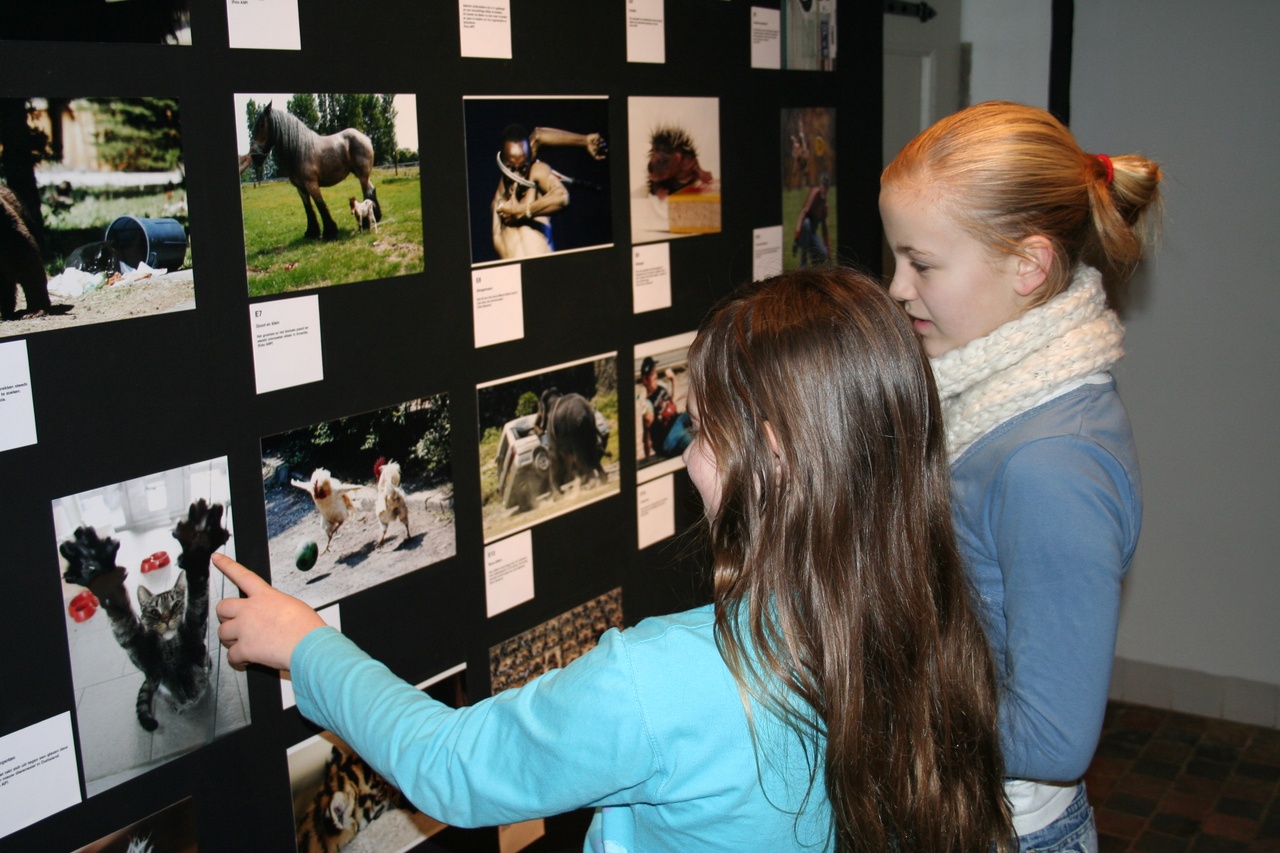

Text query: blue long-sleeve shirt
(951, 379), (1141, 784)
(291, 605), (831, 852)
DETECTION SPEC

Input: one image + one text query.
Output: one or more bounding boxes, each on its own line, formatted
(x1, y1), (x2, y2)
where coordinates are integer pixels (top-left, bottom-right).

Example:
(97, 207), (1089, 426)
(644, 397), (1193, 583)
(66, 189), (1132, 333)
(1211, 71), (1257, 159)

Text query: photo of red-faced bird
(261, 394), (456, 609)
(291, 467), (364, 553)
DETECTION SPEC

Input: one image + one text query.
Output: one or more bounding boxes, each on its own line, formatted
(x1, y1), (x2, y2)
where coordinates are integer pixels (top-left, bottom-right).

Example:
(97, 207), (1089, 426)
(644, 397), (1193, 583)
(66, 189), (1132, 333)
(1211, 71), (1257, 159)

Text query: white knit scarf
(929, 266), (1125, 461)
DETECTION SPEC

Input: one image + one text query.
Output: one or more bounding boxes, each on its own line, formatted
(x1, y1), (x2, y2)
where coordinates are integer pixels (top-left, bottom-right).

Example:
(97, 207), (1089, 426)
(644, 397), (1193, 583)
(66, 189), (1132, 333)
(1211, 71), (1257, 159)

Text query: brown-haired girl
(880, 100), (1163, 852)
(215, 268), (1011, 852)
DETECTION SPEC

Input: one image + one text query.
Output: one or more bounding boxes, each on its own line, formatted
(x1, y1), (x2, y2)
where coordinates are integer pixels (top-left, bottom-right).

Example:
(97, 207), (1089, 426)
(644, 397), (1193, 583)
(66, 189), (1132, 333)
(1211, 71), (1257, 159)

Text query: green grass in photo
(241, 166), (423, 296)
(42, 190), (192, 274)
(782, 184), (838, 272)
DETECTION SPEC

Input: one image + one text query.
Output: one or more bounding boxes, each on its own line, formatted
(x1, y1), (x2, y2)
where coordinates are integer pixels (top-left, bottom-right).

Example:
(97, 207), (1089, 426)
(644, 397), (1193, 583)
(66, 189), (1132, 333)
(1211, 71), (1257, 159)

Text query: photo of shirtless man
(464, 97), (612, 266)
(492, 125), (607, 260)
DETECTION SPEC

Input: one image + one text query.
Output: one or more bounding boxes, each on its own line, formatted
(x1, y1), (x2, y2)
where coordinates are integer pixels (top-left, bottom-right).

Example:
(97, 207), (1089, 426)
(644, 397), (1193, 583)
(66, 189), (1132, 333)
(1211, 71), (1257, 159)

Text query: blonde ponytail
(883, 101), (1162, 309)
(1084, 151), (1163, 307)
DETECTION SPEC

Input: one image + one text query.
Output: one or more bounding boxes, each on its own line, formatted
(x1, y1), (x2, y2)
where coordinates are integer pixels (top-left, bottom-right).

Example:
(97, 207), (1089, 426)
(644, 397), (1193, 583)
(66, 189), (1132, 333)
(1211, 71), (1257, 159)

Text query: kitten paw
(173, 500), (230, 574)
(60, 526), (123, 587)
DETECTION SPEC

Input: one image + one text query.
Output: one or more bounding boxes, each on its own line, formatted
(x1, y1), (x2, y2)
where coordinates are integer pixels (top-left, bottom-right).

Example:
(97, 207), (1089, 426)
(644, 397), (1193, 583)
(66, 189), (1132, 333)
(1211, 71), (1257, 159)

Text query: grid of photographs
(0, 0), (871, 845)
(0, 96), (193, 339)
(52, 457), (247, 798)
(260, 393), (455, 609)
(489, 588), (624, 694)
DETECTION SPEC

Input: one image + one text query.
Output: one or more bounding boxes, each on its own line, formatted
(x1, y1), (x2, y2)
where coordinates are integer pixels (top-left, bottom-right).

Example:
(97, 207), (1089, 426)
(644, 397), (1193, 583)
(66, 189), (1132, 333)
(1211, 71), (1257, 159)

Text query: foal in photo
(349, 196), (378, 233)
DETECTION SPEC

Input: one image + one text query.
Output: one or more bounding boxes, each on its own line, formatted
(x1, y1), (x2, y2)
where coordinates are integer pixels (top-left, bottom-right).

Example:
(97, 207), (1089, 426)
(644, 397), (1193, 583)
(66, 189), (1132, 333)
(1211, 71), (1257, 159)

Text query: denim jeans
(1018, 784), (1097, 853)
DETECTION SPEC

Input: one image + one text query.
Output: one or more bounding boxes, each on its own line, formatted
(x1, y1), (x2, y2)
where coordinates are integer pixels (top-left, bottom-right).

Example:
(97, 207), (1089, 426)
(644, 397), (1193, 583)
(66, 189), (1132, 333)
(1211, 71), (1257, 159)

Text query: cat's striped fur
(297, 745), (406, 853)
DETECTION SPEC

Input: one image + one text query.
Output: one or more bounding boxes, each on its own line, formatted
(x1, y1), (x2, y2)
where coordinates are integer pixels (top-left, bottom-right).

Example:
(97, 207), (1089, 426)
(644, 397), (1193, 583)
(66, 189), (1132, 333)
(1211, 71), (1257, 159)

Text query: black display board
(0, 1), (882, 849)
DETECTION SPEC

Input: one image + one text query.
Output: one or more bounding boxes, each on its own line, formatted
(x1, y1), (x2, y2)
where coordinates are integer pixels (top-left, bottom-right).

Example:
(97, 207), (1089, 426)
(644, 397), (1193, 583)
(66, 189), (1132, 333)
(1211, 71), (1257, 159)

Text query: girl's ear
(1014, 236), (1054, 297)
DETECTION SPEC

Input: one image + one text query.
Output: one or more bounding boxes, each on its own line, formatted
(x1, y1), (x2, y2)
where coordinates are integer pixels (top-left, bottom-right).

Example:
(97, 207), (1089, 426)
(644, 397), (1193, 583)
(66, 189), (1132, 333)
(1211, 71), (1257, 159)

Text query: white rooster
(373, 458), (410, 548)
(291, 468), (363, 553)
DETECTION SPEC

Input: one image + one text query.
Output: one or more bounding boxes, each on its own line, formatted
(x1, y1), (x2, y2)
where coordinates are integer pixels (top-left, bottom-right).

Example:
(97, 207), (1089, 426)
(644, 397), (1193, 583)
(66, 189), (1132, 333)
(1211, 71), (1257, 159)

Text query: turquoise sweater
(292, 605), (831, 852)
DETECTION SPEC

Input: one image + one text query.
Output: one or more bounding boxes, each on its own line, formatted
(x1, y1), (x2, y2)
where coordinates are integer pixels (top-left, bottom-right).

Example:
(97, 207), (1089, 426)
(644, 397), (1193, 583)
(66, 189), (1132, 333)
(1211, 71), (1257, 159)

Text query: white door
(881, 0), (965, 272)
(883, 0), (964, 168)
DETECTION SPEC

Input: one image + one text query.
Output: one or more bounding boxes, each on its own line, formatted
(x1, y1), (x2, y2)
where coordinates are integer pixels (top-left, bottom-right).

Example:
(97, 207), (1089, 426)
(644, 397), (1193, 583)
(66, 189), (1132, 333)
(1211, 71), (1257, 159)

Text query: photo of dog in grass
(235, 92), (422, 297)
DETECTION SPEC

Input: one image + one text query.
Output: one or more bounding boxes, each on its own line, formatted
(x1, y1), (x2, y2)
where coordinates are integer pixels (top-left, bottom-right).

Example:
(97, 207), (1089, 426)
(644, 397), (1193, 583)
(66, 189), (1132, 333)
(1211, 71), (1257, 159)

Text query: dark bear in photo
(0, 185), (50, 320)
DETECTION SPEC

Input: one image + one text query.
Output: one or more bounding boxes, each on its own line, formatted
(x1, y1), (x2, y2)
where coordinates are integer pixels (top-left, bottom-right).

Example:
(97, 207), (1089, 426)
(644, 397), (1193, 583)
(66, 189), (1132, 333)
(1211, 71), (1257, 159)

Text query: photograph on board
(463, 96), (613, 266)
(782, 107), (837, 271)
(489, 588), (623, 694)
(260, 393), (455, 609)
(52, 456), (247, 797)
(71, 797), (197, 853)
(287, 666), (467, 852)
(634, 331), (695, 484)
(0, 96), (193, 339)
(782, 0), (836, 70)
(235, 93), (423, 296)
(627, 96), (722, 244)
(1, 0), (190, 44)
(477, 354), (619, 543)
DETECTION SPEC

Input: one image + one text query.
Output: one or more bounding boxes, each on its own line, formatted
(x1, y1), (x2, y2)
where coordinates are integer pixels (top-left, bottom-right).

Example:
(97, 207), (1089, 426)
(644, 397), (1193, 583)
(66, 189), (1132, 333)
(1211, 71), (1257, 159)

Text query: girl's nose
(886, 269), (915, 304)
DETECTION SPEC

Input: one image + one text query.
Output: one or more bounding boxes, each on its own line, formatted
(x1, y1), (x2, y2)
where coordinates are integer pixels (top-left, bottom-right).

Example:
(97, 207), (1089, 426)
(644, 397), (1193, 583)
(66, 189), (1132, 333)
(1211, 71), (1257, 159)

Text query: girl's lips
(911, 317), (933, 334)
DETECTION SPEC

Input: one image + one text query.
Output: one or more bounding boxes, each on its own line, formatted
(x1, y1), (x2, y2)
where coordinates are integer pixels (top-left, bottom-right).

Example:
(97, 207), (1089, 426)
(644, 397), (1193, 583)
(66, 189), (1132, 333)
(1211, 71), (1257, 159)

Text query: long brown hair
(690, 268), (1011, 852)
(882, 100), (1162, 309)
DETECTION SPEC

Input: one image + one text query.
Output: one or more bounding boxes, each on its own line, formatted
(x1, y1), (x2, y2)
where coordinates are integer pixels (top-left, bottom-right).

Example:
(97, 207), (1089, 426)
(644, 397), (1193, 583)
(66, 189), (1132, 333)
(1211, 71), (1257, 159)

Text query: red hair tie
(1096, 154), (1115, 186)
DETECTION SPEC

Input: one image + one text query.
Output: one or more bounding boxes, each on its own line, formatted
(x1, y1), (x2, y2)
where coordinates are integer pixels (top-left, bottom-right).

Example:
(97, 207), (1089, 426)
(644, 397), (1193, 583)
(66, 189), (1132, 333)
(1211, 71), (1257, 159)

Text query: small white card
(226, 0), (302, 50)
(632, 242), (672, 314)
(251, 295), (323, 394)
(626, 0), (666, 64)
(459, 0), (513, 59)
(485, 530), (535, 618)
(752, 225), (784, 281)
(0, 712), (81, 840)
(0, 340), (37, 452)
(281, 604), (342, 709)
(637, 475), (676, 549)
(473, 264), (525, 347)
(750, 7), (781, 69)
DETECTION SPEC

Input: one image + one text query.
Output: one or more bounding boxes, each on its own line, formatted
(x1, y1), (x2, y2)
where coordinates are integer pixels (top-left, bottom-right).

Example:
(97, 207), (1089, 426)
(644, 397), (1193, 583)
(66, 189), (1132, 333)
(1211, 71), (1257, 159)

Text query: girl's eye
(910, 260), (930, 274)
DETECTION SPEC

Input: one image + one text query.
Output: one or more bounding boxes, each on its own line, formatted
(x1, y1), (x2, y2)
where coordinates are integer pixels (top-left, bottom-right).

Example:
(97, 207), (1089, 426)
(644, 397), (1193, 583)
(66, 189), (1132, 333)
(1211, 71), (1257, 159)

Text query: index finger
(212, 552), (271, 596)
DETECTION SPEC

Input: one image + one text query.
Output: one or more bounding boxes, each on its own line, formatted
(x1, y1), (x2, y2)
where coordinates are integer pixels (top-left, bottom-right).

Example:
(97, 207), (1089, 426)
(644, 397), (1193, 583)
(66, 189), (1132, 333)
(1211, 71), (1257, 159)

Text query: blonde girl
(881, 101), (1162, 852)
(215, 269), (1012, 852)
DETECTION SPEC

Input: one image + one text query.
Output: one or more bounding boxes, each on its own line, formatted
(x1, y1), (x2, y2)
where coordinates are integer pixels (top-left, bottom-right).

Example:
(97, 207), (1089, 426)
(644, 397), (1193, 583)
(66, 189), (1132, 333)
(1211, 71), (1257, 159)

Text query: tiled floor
(1085, 701), (1280, 851)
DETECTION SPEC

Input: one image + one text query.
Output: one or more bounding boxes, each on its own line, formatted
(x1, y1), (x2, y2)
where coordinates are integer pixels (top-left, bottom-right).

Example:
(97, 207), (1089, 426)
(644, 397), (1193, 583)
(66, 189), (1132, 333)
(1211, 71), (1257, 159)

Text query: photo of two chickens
(260, 393), (456, 609)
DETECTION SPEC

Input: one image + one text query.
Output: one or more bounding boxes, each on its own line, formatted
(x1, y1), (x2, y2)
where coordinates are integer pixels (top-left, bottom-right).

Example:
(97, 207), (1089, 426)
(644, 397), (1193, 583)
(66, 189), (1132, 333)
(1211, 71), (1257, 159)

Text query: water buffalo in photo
(535, 389), (608, 498)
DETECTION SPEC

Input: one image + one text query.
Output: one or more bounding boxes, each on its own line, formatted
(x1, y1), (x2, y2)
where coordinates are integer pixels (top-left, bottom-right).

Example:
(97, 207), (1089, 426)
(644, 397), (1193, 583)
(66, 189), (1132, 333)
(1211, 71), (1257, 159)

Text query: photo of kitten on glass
(52, 457), (250, 797)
